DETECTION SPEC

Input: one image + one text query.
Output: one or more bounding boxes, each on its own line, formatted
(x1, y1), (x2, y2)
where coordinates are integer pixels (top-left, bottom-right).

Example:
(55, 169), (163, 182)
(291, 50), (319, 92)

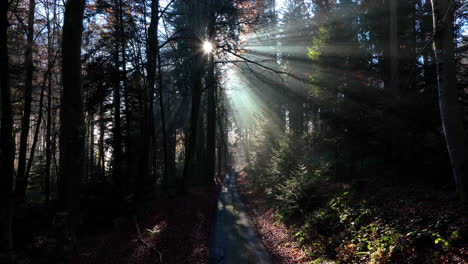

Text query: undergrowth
(265, 182), (466, 263)
(246, 132), (467, 263)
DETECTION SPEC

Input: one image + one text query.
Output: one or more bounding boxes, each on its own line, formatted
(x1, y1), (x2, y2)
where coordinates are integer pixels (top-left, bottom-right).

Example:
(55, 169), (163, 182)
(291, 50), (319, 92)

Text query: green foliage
(275, 164), (317, 217)
(310, 258), (337, 264)
(258, 179), (464, 263)
(249, 117), (311, 195)
(344, 222), (402, 263)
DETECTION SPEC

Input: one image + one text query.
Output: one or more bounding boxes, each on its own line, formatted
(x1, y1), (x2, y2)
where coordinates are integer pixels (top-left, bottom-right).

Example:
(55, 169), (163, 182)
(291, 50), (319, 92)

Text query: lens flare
(203, 41), (214, 54)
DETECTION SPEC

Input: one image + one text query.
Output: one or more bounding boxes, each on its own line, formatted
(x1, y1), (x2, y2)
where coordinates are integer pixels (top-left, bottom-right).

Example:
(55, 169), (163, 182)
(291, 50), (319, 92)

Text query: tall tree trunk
(88, 113), (95, 182)
(422, 0), (436, 96)
(167, 129), (176, 188)
(206, 1), (216, 184)
(0, 0), (15, 258)
(25, 52), (58, 196)
(183, 0), (204, 187)
(45, 78), (52, 204)
(157, 38), (170, 189)
(116, 0), (133, 201)
(289, 95), (304, 135)
(217, 102), (227, 175)
(115, 0), (137, 210)
(112, 48), (123, 197)
(145, 0), (166, 191)
(383, 0), (401, 177)
(45, 0), (57, 205)
(24, 76), (46, 187)
(431, 0), (466, 200)
(99, 101), (106, 181)
(16, 0), (36, 202)
(52, 118), (59, 192)
(389, 0), (399, 94)
(83, 110), (89, 184)
(59, 0), (86, 241)
(197, 106), (206, 179)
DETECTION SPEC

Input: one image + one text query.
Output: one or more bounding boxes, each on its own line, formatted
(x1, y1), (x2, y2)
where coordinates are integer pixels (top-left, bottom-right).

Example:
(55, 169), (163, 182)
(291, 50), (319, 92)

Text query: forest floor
(73, 177), (223, 264)
(15, 170), (467, 263)
(237, 171), (468, 264)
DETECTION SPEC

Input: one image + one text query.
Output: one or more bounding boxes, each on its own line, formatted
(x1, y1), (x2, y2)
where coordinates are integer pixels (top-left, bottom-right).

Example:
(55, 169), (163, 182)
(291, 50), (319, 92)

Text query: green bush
(276, 164), (322, 217)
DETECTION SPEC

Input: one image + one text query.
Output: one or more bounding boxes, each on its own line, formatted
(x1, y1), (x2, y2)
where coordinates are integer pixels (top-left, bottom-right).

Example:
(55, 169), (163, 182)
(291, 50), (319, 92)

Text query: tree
(183, 0), (206, 187)
(431, 0), (466, 200)
(388, 0), (399, 96)
(59, 0), (86, 240)
(45, 0), (59, 205)
(111, 37), (124, 200)
(0, 0), (15, 258)
(145, 0), (167, 188)
(15, 0), (36, 202)
(206, 0), (217, 183)
(281, 0), (310, 135)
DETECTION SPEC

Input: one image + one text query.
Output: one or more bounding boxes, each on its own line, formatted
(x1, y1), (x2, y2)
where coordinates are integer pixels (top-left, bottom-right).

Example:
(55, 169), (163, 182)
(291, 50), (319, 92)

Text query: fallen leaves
(237, 172), (312, 264)
(75, 179), (222, 264)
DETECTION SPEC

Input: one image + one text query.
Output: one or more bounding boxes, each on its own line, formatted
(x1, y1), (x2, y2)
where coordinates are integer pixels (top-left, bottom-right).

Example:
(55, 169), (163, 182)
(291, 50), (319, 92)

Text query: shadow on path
(209, 169), (272, 264)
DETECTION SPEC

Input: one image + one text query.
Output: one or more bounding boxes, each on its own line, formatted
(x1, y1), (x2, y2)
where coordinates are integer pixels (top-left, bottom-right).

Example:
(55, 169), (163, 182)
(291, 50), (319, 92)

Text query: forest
(0, 0), (467, 263)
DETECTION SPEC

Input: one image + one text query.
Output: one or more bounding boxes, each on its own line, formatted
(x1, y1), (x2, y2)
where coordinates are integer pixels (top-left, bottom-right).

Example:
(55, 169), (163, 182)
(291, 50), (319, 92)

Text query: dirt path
(209, 169), (272, 264)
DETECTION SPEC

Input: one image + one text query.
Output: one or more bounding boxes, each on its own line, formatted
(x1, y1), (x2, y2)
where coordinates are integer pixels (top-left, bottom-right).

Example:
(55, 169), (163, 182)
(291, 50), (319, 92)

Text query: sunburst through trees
(0, 0), (467, 262)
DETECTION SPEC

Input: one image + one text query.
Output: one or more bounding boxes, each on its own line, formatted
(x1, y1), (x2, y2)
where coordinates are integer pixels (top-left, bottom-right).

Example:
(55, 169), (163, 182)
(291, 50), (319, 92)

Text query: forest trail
(209, 169), (272, 264)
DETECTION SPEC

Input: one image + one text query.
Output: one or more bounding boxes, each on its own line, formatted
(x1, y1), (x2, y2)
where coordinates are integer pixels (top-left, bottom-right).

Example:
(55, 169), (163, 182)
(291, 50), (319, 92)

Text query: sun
(203, 41), (214, 54)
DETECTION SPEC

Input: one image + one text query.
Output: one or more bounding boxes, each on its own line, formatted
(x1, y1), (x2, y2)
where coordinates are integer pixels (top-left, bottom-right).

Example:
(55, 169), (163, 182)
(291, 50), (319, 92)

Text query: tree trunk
(16, 0), (36, 202)
(389, 0), (399, 96)
(144, 0), (158, 183)
(197, 106), (206, 179)
(157, 37), (169, 189)
(112, 48), (123, 197)
(0, 0), (15, 258)
(25, 51), (58, 197)
(145, 0), (169, 193)
(290, 96), (304, 135)
(88, 113), (95, 182)
(59, 0), (86, 241)
(431, 0), (466, 200)
(45, 75), (52, 204)
(99, 101), (106, 181)
(383, 0), (401, 176)
(183, 0), (204, 187)
(206, 2), (216, 184)
(115, 0), (137, 211)
(45, 0), (57, 205)
(24, 76), (46, 188)
(116, 0), (133, 203)
(217, 106), (228, 175)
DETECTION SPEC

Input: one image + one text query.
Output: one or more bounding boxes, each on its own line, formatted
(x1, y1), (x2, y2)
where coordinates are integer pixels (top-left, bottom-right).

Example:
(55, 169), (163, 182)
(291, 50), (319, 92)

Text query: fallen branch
(133, 215), (163, 263)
